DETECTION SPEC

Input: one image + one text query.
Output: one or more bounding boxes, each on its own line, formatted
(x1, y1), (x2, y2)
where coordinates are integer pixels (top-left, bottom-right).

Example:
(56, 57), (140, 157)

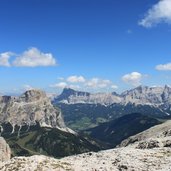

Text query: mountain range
(1, 87), (171, 170)
(54, 85), (171, 109)
(54, 85), (171, 130)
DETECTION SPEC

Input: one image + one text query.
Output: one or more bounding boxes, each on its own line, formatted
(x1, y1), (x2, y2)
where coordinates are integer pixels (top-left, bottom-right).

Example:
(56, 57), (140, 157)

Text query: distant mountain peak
(62, 87), (76, 93)
(54, 88), (90, 104)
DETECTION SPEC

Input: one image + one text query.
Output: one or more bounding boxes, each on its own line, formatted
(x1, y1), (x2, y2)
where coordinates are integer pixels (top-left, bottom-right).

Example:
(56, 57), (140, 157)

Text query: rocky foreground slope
(120, 120), (171, 149)
(0, 146), (171, 170)
(1, 120), (171, 171)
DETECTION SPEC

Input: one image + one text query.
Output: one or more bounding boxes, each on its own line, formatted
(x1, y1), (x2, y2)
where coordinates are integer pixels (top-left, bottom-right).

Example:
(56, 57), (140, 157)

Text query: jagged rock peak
(62, 88), (90, 97)
(20, 89), (47, 102)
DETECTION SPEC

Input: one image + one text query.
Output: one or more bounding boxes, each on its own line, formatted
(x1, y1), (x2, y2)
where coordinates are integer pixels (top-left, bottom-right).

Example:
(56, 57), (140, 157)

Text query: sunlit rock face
(55, 85), (171, 107)
(0, 137), (11, 163)
(0, 89), (72, 135)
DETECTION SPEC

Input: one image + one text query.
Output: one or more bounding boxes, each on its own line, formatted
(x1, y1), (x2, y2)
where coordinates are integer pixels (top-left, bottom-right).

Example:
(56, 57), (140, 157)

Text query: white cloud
(13, 47), (56, 67)
(122, 72), (143, 86)
(0, 48), (57, 67)
(67, 75), (86, 83)
(69, 84), (80, 89)
(111, 85), (118, 89)
(85, 78), (112, 88)
(51, 76), (118, 91)
(156, 62), (171, 70)
(50, 82), (67, 89)
(0, 52), (13, 66)
(50, 82), (80, 90)
(23, 84), (34, 91)
(139, 0), (171, 28)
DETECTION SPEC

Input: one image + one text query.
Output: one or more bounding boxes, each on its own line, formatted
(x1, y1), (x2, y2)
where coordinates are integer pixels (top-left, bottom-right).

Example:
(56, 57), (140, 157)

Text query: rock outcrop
(0, 89), (72, 135)
(0, 137), (11, 163)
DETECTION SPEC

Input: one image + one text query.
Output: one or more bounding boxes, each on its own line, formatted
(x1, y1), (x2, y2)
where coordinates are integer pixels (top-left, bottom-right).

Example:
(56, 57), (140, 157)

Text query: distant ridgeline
(53, 86), (171, 131)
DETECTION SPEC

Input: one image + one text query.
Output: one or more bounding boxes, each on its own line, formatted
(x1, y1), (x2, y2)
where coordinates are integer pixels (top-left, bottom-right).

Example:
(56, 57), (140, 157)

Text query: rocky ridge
(54, 85), (171, 120)
(54, 85), (171, 109)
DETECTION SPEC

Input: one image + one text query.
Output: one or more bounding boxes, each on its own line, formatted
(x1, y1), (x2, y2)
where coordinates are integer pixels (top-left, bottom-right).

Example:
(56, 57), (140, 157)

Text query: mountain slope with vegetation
(4, 124), (101, 158)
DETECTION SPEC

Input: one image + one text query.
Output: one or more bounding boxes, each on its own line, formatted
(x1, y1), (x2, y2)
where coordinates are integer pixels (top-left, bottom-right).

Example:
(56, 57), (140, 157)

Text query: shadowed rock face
(0, 137), (11, 162)
(0, 89), (71, 135)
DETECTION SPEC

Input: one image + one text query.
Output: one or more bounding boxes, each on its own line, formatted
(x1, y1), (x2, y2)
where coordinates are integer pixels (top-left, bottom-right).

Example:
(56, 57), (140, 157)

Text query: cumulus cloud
(69, 84), (80, 89)
(13, 47), (56, 67)
(156, 62), (171, 70)
(122, 72), (143, 86)
(139, 0), (171, 28)
(50, 82), (80, 90)
(111, 85), (118, 89)
(50, 82), (67, 89)
(67, 75), (86, 83)
(85, 78), (112, 88)
(0, 52), (13, 66)
(50, 76), (118, 91)
(0, 47), (57, 67)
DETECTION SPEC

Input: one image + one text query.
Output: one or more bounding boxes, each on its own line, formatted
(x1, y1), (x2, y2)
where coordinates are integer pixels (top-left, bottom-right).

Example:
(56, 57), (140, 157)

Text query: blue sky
(0, 0), (171, 94)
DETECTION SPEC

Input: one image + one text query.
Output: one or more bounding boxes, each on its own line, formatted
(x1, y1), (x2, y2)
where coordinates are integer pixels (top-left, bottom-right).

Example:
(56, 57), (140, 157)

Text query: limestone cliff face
(0, 137), (11, 162)
(0, 89), (72, 134)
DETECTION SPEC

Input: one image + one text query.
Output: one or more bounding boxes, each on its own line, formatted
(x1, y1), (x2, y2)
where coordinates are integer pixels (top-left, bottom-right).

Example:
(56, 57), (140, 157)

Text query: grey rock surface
(0, 137), (11, 163)
(55, 85), (171, 106)
(0, 89), (73, 134)
(54, 85), (171, 117)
